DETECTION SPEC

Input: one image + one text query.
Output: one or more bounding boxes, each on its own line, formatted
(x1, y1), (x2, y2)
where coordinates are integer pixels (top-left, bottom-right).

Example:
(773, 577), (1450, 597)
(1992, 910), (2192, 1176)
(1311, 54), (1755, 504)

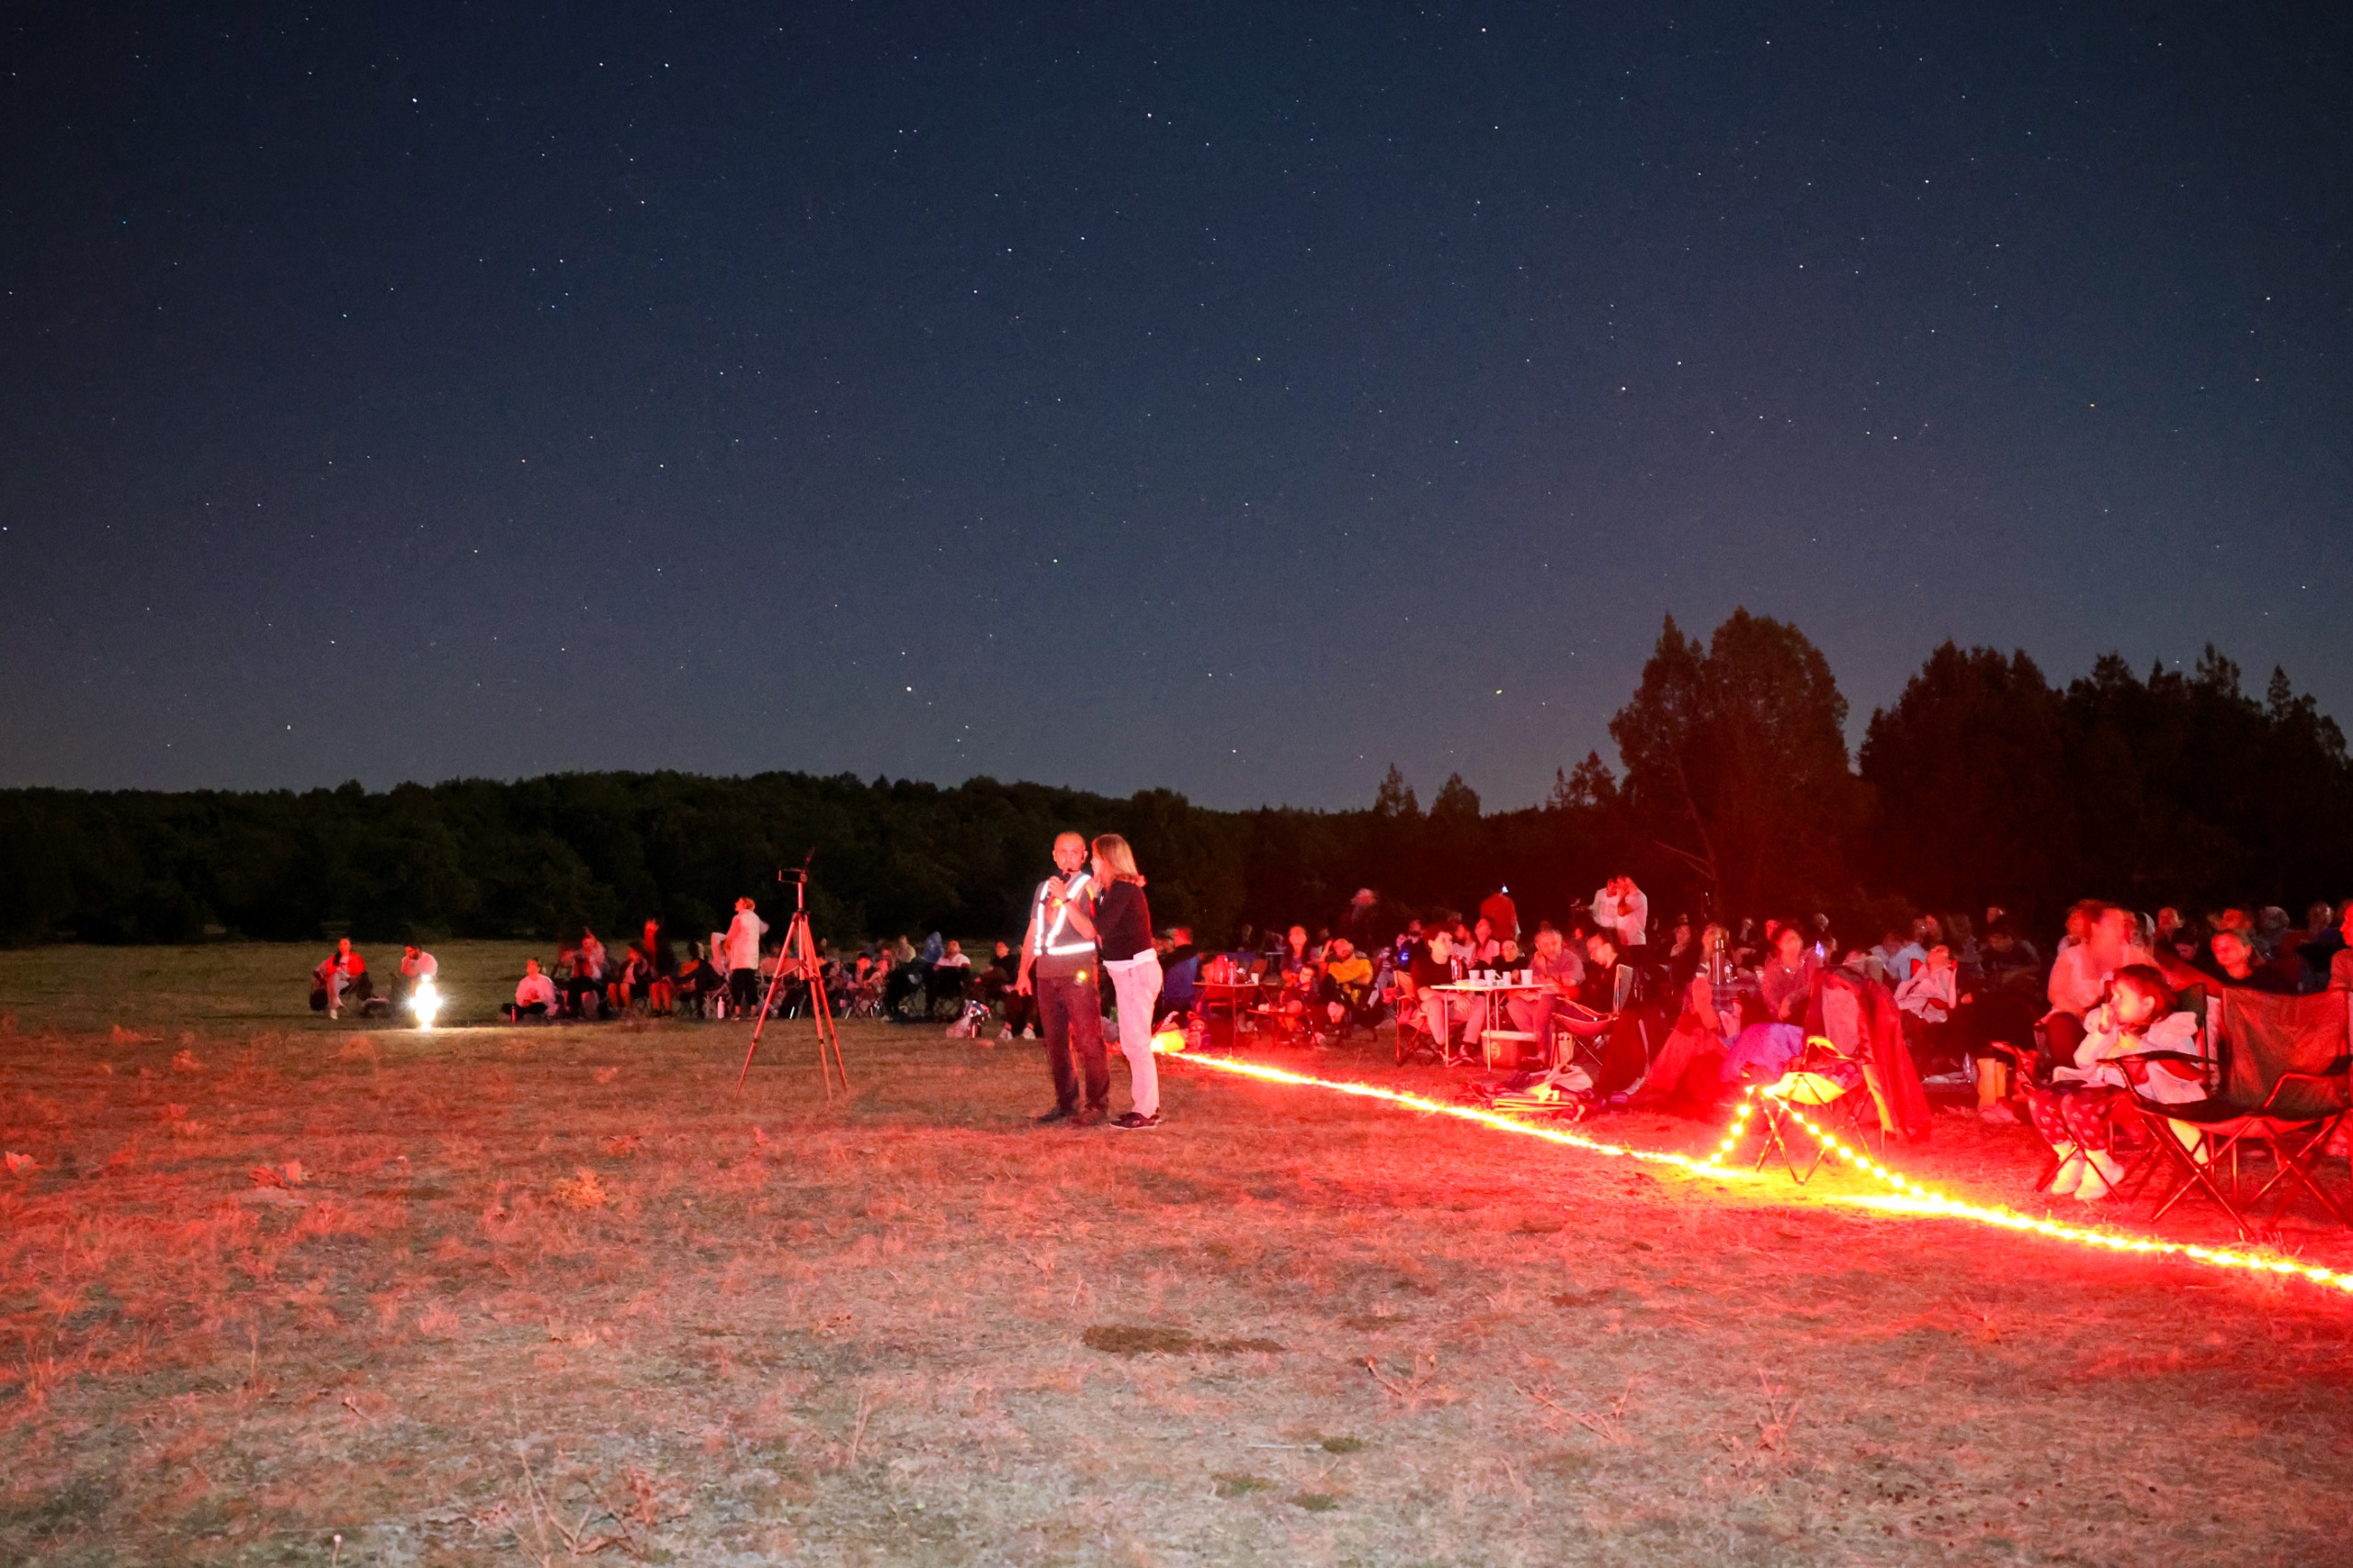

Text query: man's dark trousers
(1037, 971), (1109, 1112)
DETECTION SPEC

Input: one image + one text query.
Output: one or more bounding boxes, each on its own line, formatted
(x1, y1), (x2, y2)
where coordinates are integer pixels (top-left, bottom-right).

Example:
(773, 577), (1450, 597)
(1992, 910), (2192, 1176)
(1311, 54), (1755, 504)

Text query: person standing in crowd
(1479, 886), (1520, 947)
(1078, 835), (1164, 1130)
(1340, 888), (1382, 949)
(1016, 833), (1108, 1126)
(639, 919), (676, 1014)
(724, 897), (768, 1017)
(1591, 875), (1649, 947)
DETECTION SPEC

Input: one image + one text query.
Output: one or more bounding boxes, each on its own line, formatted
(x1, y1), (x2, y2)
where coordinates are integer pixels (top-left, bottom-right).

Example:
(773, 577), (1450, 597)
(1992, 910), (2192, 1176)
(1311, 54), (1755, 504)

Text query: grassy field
(3, 946), (2352, 1564)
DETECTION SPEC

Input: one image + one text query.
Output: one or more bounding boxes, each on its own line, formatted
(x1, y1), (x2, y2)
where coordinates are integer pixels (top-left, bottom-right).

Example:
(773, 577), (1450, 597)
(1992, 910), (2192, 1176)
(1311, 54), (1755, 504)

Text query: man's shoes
(1978, 1104), (2014, 1125)
(1073, 1108), (1107, 1128)
(1112, 1111), (1161, 1131)
(1033, 1106), (1074, 1125)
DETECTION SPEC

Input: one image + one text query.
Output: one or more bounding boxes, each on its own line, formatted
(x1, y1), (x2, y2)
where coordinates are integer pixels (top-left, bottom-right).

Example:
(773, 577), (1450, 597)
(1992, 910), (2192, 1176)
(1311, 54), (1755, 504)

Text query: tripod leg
(736, 959), (794, 1092)
(813, 984), (848, 1096)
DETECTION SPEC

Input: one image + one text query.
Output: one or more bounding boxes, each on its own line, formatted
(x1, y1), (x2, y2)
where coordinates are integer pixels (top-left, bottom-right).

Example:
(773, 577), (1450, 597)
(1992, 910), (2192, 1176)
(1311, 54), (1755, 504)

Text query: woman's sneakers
(2075, 1150), (2125, 1203)
(2048, 1143), (2085, 1197)
(1111, 1111), (1161, 1131)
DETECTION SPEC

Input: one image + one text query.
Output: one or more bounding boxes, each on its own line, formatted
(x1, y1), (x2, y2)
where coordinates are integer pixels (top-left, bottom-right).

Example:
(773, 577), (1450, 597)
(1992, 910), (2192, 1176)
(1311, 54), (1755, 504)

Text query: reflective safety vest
(1029, 871), (1096, 979)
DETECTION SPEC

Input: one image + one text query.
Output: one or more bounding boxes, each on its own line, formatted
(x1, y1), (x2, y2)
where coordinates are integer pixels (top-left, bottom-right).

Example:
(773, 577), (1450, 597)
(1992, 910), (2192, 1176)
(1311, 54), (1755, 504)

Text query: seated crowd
(322, 883), (2351, 1213)
(317, 870), (2353, 1214)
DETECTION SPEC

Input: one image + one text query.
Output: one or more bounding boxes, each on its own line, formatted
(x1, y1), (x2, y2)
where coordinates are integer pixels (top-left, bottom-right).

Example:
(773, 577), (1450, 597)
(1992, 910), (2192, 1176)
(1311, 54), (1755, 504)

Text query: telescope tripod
(737, 865), (848, 1098)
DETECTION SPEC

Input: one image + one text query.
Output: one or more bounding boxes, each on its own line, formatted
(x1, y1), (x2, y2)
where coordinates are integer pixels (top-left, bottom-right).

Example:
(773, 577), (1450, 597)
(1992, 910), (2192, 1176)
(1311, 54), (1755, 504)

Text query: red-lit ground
(3, 957), (2351, 1563)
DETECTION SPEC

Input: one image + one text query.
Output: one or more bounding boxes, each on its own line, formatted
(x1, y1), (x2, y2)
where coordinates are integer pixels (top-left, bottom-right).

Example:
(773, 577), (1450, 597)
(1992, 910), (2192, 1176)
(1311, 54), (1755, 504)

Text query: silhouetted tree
(1859, 642), (2069, 915)
(1609, 609), (1858, 915)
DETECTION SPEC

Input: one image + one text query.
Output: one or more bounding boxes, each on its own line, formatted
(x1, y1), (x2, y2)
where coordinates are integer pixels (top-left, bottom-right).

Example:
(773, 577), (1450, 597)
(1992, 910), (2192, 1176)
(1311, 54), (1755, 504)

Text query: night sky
(5, 4), (2347, 810)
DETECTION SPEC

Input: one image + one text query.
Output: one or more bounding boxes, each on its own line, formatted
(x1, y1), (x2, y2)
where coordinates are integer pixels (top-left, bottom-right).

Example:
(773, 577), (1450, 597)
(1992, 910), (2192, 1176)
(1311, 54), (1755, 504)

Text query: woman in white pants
(1089, 835), (1164, 1129)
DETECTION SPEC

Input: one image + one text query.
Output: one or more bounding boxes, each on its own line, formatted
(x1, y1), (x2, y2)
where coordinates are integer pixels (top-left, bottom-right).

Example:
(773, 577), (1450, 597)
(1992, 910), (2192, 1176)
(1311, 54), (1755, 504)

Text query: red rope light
(1158, 1047), (2353, 1300)
(1156, 1047), (1756, 1180)
(1768, 1095), (2353, 1296)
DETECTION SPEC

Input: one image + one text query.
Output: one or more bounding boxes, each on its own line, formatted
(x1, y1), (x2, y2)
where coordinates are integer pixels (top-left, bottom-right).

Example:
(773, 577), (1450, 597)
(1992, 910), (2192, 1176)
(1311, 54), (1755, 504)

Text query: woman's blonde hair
(1091, 834), (1144, 885)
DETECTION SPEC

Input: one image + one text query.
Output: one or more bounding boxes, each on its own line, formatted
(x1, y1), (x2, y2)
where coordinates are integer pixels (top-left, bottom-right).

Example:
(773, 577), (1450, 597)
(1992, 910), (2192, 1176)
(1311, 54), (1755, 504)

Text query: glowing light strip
(1159, 1047), (2353, 1300)
(1160, 1049), (1756, 1181)
(1768, 1097), (2353, 1296)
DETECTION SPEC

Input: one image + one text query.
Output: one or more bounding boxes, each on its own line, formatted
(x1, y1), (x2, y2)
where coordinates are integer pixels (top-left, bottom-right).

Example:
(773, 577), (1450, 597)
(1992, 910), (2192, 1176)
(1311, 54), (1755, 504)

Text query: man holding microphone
(1016, 832), (1108, 1126)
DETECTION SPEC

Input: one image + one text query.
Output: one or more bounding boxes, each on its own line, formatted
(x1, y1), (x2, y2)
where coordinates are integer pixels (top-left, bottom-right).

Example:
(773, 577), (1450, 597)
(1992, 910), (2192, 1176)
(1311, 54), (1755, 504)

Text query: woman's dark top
(1094, 881), (1154, 962)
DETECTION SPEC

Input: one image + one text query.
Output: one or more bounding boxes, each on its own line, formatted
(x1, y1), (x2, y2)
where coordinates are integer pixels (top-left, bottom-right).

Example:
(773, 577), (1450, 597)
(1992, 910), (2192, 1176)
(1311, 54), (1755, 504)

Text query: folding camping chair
(2020, 986), (2211, 1198)
(2118, 987), (2351, 1241)
(1550, 965), (1643, 1086)
(1749, 1034), (1874, 1184)
(1392, 973), (1446, 1067)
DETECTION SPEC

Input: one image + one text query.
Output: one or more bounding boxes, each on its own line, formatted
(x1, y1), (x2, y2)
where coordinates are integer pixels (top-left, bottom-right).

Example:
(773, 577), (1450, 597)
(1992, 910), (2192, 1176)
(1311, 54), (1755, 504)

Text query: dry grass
(3, 947), (2352, 1563)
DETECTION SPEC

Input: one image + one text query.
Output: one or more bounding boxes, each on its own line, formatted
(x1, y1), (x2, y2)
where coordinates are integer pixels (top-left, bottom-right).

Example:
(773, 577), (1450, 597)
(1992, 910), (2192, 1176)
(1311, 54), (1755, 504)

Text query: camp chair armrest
(2109, 1050), (2201, 1067)
(2251, 1070), (2353, 1119)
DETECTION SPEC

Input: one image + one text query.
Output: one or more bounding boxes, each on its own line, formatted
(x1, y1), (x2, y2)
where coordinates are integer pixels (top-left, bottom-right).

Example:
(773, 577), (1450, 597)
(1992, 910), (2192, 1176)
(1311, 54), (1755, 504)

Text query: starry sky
(4, 3), (2347, 810)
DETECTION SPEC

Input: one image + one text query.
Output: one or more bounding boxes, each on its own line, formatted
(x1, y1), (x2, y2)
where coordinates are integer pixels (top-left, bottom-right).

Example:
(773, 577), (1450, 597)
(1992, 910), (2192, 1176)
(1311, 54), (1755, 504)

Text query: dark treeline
(5, 615), (2348, 949)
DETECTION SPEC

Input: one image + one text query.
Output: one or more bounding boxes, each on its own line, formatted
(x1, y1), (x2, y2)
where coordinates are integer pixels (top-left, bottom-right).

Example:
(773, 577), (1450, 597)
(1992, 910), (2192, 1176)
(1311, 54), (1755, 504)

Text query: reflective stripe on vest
(1031, 872), (1095, 957)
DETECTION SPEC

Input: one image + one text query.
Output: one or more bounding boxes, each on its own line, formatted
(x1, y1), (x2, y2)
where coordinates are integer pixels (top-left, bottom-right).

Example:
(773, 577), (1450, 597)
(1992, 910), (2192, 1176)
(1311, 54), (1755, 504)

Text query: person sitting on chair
(1631, 968), (1732, 1111)
(1157, 927), (1201, 1025)
(1894, 943), (1969, 1074)
(2025, 965), (2202, 1202)
(2208, 927), (2294, 994)
(980, 939), (1037, 1040)
(1412, 927), (1470, 1053)
(1757, 924), (1816, 1027)
(1271, 955), (1321, 1043)
(1320, 937), (1377, 1030)
(1575, 931), (1653, 1095)
(1506, 926), (1584, 1046)
(1578, 931), (1629, 1012)
(673, 946), (722, 1016)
